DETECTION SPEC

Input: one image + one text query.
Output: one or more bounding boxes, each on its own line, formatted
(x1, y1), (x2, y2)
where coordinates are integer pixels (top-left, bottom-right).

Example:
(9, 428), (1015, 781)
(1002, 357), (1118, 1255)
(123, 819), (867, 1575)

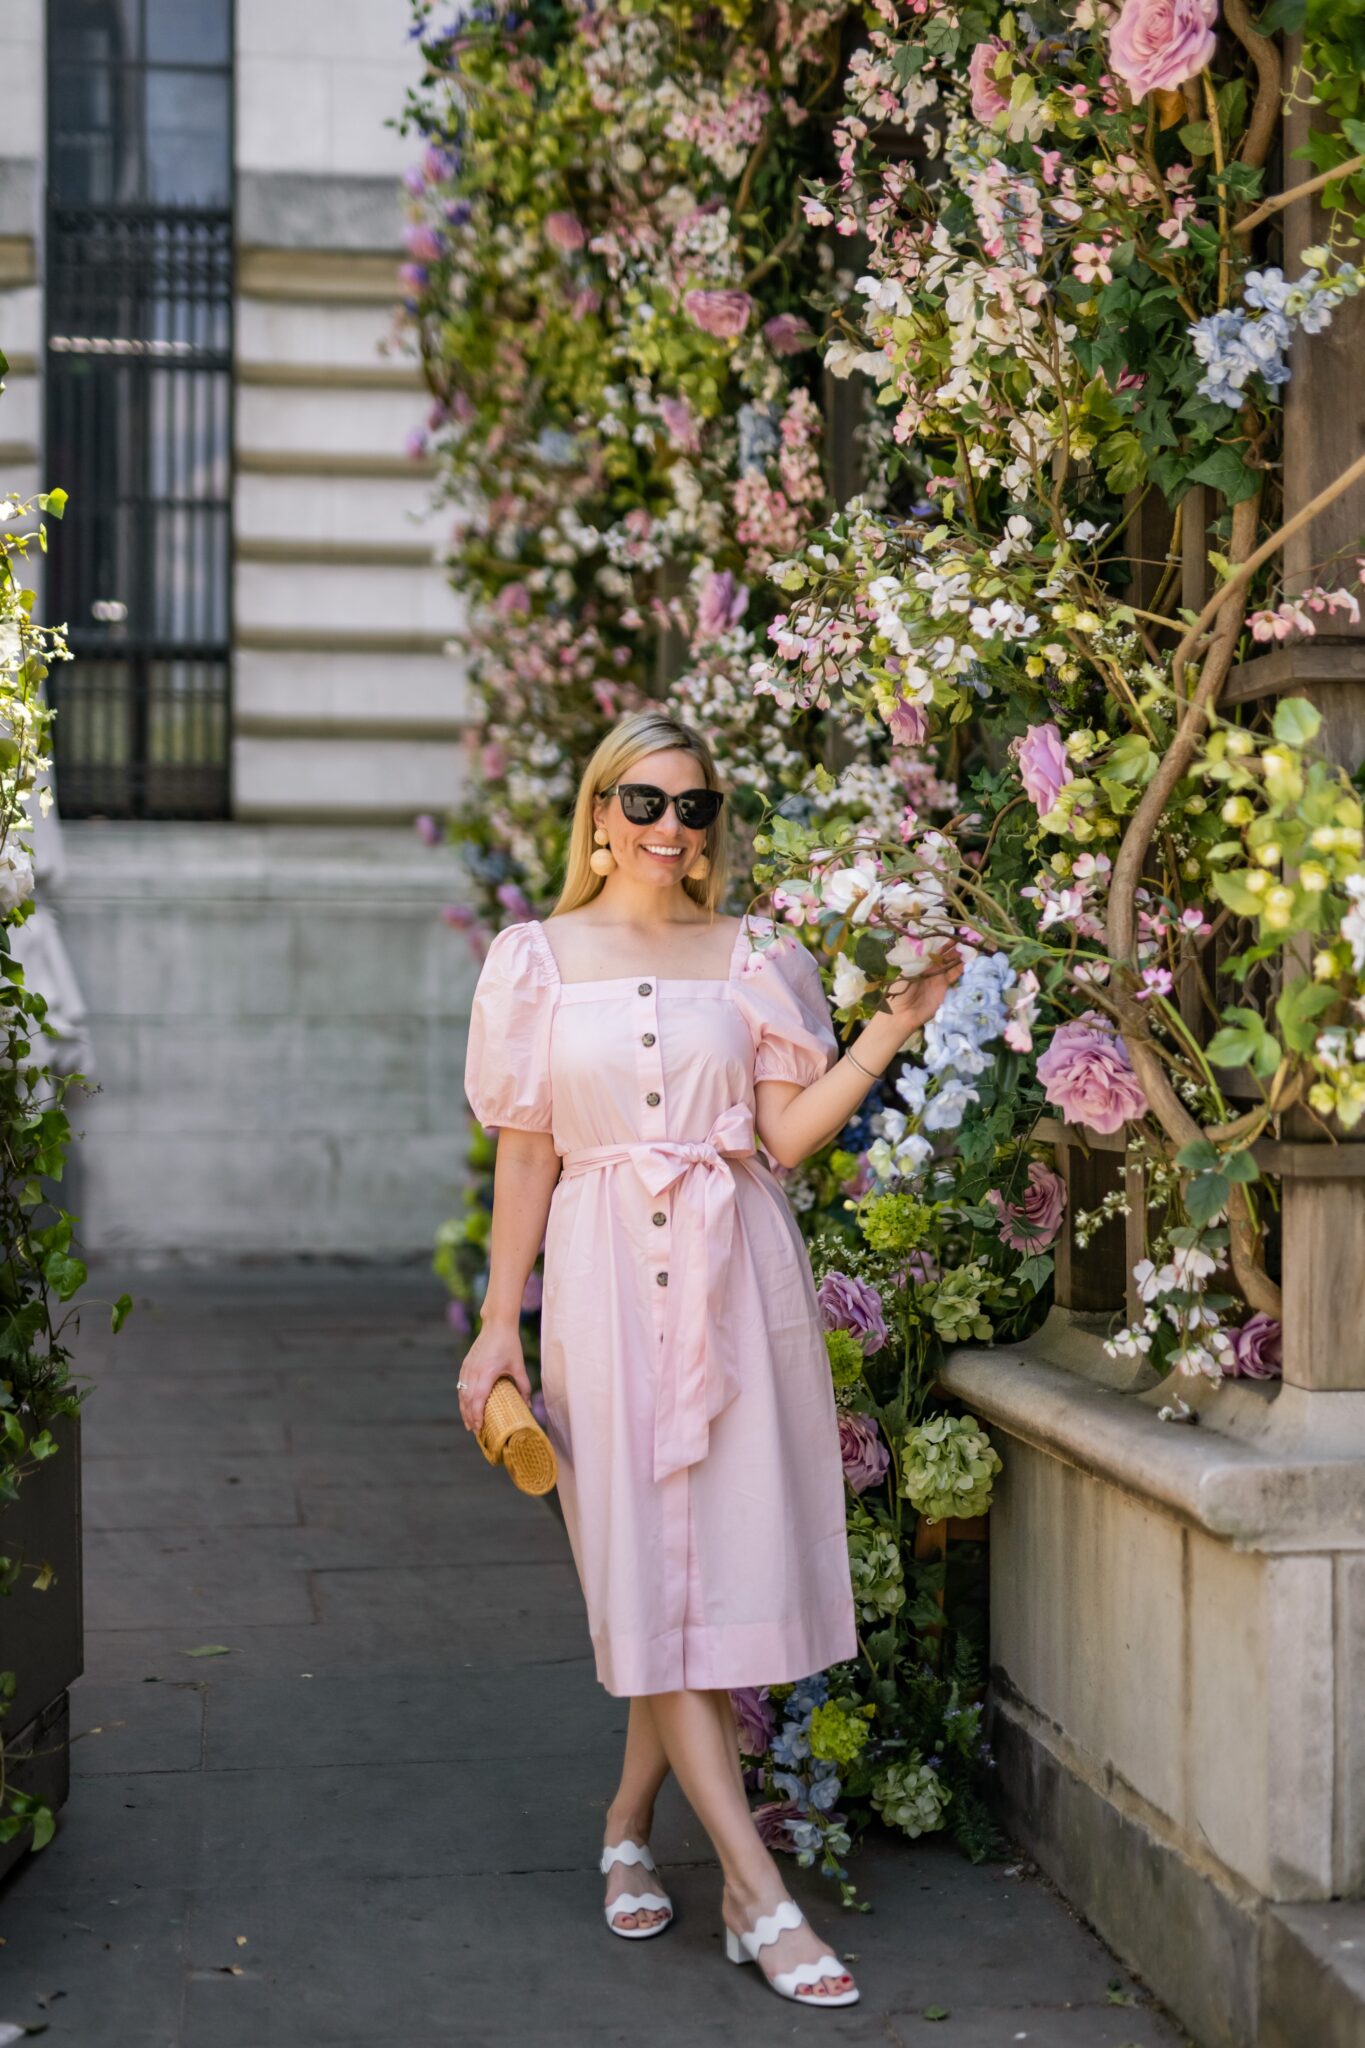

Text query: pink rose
(1036, 1015), (1149, 1136)
(1109, 0), (1218, 99)
(1226, 1312), (1282, 1380)
(695, 570), (749, 641)
(887, 700), (928, 746)
(985, 1161), (1067, 1254)
(968, 38), (1011, 123)
(838, 1413), (892, 1495)
(763, 312), (815, 356)
(1014, 722), (1073, 817)
(658, 396), (700, 451)
(403, 223), (443, 264)
(683, 289), (754, 340)
(543, 210), (586, 253)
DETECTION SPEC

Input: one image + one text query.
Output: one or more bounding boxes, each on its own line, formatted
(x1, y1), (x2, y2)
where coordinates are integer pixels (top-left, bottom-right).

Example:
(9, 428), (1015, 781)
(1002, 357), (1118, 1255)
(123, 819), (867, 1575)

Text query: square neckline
(529, 914), (757, 989)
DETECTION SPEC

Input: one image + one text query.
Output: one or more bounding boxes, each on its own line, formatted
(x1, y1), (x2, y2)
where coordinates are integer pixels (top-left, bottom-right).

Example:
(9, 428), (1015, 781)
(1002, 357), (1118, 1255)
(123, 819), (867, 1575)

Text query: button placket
(636, 979), (669, 1311)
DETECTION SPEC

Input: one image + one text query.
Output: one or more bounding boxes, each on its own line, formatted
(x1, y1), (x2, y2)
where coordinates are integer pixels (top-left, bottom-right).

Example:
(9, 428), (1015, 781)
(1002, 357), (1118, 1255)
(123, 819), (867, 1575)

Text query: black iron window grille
(44, 0), (233, 819)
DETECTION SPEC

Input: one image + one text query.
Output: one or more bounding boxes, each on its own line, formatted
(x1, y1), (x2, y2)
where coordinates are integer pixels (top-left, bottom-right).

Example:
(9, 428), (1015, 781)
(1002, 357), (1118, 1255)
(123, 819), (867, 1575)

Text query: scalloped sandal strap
(600, 1838), (658, 1874)
(607, 1890), (672, 1919)
(739, 1898), (804, 1957)
(772, 1953), (849, 1996)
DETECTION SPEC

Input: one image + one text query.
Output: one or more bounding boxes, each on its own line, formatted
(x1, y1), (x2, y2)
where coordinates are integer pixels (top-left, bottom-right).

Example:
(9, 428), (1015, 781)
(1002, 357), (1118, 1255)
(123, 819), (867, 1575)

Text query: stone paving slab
(0, 1268), (1193, 2047)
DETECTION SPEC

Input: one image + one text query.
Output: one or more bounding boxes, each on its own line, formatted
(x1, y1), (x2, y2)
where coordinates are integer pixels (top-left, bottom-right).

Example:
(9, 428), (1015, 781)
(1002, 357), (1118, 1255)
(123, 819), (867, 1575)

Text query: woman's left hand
(882, 945), (964, 1035)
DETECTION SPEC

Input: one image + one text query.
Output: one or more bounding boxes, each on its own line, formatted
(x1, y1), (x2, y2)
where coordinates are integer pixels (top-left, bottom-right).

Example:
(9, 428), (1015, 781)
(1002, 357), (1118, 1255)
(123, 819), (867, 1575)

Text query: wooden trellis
(1049, 72), (1365, 1387)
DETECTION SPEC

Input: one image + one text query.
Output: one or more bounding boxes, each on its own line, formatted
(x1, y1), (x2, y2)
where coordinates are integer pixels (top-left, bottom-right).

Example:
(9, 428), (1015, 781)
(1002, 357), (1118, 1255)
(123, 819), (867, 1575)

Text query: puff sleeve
(738, 924), (839, 1088)
(462, 921), (556, 1135)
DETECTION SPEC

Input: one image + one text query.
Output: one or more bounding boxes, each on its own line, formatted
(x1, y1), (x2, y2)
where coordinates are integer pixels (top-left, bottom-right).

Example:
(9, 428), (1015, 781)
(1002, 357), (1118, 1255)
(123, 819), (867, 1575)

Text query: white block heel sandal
(600, 1839), (673, 1939)
(724, 1899), (860, 2006)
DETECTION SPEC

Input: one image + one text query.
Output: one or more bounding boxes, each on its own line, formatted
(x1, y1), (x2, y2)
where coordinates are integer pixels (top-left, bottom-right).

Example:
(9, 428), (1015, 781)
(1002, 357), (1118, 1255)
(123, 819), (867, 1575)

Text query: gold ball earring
(589, 826), (617, 877)
(685, 849), (710, 881)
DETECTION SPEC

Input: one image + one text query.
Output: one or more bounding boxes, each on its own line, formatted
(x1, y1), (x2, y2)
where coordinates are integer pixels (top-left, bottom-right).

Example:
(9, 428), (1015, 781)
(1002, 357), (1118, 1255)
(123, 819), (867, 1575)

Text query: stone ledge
(938, 1340), (1365, 1550)
(989, 1687), (1258, 2048)
(1261, 1902), (1365, 2048)
(56, 822), (468, 904)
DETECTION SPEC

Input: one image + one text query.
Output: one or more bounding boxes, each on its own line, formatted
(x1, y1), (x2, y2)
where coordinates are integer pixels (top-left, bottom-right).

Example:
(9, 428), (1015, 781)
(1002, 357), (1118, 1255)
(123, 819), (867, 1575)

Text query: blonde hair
(550, 709), (730, 918)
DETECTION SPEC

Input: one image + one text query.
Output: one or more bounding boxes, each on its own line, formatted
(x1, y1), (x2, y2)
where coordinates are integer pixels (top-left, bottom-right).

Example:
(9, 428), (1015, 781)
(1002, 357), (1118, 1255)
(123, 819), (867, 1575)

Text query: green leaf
(111, 1291), (133, 1334)
(1272, 696), (1323, 747)
(1186, 445), (1259, 503)
(38, 487), (67, 520)
(1211, 870), (1266, 918)
(924, 2009), (951, 2023)
(1275, 979), (1337, 1051)
(1014, 1253), (1054, 1293)
(1223, 1149), (1260, 1184)
(1179, 121), (1214, 156)
(1186, 1172), (1230, 1225)
(1176, 1139), (1220, 1172)
(29, 1802), (56, 1850)
(1255, 0), (1305, 29)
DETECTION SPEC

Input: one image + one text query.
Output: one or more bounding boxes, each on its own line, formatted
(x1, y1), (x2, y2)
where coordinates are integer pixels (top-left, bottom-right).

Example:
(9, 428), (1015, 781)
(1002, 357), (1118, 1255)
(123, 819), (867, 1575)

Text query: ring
(457, 1379), (469, 1391)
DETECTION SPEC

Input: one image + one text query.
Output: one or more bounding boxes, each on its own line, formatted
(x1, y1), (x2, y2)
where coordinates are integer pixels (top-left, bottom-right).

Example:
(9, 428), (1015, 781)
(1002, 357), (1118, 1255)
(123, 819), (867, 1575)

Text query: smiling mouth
(642, 844), (683, 860)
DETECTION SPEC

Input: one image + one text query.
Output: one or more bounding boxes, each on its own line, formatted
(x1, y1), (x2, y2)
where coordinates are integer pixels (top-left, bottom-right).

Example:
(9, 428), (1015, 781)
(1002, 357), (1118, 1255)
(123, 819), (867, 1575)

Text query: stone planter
(0, 1412), (83, 1879)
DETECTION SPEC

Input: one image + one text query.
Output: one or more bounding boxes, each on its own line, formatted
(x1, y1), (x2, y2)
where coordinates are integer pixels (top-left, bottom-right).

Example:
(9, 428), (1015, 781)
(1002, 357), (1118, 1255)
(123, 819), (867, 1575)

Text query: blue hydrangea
(737, 403), (780, 476)
(1190, 264), (1361, 407)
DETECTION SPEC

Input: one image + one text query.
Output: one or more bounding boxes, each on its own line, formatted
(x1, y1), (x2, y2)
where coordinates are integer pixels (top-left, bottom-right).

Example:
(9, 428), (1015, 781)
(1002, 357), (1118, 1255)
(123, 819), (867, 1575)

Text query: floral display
(400, 0), (1365, 1900)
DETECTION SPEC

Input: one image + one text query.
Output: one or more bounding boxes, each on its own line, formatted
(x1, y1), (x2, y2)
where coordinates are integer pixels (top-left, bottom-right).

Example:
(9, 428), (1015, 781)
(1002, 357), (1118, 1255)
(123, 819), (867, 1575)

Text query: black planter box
(0, 1412), (83, 1879)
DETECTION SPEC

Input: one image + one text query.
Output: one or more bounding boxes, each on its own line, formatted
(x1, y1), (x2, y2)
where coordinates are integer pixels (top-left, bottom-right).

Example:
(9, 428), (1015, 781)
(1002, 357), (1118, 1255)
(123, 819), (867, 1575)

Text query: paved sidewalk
(0, 1270), (1191, 2047)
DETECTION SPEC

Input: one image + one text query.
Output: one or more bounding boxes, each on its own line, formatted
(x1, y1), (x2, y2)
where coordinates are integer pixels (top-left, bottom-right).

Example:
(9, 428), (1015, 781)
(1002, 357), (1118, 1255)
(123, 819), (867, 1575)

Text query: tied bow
(560, 1103), (758, 1482)
(626, 1102), (756, 1482)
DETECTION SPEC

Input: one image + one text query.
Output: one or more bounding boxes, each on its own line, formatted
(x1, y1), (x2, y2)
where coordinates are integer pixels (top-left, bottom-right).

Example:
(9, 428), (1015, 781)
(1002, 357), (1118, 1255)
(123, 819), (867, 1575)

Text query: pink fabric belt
(558, 1102), (758, 1484)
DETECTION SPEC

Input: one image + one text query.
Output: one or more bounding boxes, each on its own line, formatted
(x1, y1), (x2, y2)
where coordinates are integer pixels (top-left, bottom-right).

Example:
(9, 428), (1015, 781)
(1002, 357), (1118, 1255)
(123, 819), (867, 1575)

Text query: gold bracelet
(845, 1042), (884, 1082)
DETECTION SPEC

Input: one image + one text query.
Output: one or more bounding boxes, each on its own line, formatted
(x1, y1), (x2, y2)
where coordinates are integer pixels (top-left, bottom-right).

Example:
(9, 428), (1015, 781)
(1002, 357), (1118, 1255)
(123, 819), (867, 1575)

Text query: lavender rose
(1109, 0), (1218, 98)
(985, 1161), (1067, 1253)
(1014, 722), (1073, 817)
(543, 210), (587, 252)
(683, 289), (754, 340)
(968, 37), (1010, 122)
(817, 1271), (889, 1354)
(1036, 1014), (1149, 1136)
(695, 570), (749, 641)
(730, 1687), (777, 1757)
(1226, 1312), (1283, 1380)
(763, 312), (815, 356)
(839, 1413), (892, 1495)
(751, 1799), (801, 1852)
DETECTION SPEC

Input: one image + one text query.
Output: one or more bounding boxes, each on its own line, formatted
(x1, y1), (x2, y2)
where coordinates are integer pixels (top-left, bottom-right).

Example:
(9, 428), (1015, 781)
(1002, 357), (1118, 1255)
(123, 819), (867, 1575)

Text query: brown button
(645, 1090), (661, 1106)
(657, 1271), (669, 1286)
(652, 1211), (666, 1227)
(638, 982), (652, 996)
(642, 1032), (655, 1046)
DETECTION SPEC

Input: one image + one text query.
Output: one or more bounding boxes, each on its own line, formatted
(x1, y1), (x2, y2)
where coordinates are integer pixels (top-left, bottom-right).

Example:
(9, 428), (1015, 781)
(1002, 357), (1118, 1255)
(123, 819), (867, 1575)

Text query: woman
(459, 709), (959, 2007)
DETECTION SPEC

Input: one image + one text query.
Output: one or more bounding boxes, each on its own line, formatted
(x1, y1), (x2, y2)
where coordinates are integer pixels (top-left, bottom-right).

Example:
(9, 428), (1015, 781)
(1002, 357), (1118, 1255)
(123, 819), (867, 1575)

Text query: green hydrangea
(827, 1147), (862, 1182)
(808, 1699), (873, 1768)
(847, 1520), (905, 1621)
(870, 1755), (952, 1838)
(824, 1327), (865, 1390)
(923, 1263), (993, 1344)
(858, 1193), (934, 1255)
(899, 1411), (1003, 1523)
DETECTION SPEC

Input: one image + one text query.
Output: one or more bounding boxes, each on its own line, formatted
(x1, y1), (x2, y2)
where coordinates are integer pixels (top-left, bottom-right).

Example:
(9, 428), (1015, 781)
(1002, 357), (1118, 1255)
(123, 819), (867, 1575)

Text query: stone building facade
(0, 0), (473, 1257)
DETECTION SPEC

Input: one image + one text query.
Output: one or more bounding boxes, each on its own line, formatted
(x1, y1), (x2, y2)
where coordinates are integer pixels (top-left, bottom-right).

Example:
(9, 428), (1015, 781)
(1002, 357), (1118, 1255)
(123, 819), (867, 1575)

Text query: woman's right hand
(457, 1318), (533, 1434)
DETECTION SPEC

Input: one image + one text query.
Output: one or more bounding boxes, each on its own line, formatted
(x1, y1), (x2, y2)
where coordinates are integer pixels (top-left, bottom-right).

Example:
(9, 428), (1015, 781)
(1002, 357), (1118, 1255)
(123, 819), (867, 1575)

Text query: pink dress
(462, 913), (858, 1697)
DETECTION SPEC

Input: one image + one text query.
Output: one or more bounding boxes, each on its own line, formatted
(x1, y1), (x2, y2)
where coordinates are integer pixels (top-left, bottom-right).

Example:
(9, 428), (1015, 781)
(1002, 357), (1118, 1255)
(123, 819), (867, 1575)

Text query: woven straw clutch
(474, 1376), (558, 1496)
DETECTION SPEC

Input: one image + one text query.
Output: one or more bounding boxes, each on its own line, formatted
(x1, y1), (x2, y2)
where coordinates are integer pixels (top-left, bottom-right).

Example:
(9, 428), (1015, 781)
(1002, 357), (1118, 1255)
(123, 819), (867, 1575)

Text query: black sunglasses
(600, 782), (725, 829)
